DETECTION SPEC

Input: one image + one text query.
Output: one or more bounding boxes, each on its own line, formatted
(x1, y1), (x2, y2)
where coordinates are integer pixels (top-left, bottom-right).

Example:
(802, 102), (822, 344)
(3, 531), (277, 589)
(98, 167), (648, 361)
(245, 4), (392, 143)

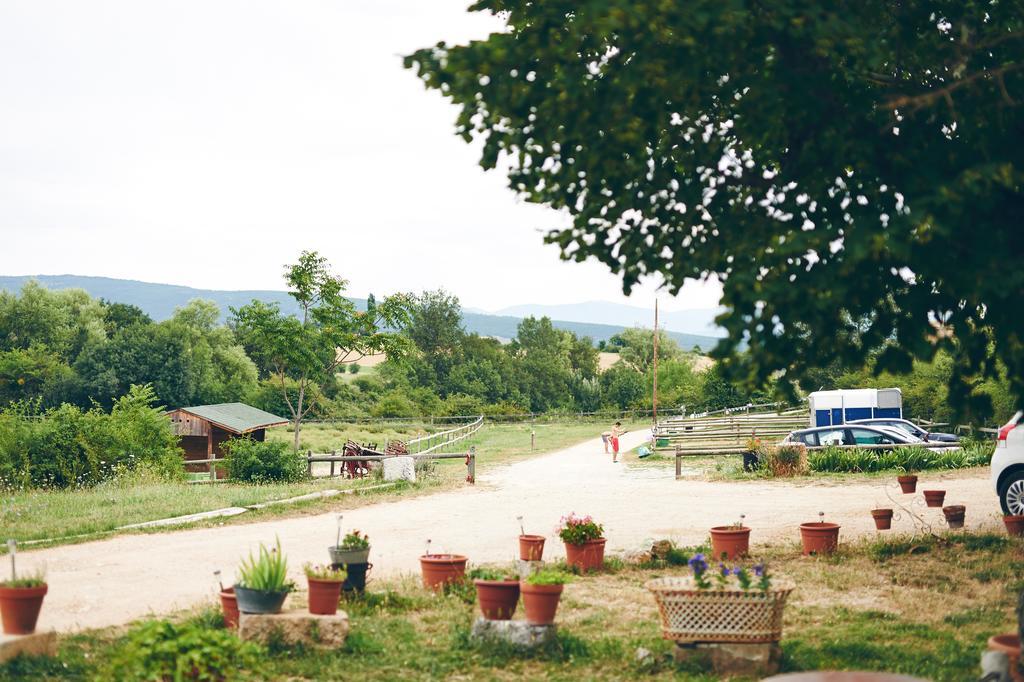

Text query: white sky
(0, 0), (721, 312)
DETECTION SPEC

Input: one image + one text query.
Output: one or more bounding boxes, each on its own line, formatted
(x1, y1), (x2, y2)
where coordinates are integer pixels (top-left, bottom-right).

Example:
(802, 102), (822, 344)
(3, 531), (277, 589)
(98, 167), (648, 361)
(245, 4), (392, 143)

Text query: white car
(993, 410), (1024, 515)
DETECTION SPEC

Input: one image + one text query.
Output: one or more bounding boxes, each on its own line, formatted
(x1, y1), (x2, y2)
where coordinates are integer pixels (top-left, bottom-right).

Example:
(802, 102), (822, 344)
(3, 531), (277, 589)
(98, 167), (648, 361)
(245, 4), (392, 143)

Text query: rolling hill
(0, 275), (723, 350)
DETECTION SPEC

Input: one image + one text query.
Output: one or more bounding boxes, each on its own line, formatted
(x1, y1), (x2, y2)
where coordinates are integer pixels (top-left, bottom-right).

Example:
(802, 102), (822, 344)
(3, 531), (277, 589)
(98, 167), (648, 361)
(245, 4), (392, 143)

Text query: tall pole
(652, 299), (659, 426)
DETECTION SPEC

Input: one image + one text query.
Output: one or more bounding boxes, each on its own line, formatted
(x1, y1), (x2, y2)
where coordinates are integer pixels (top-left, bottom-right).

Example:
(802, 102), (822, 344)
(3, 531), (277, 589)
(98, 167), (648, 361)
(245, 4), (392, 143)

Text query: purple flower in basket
(688, 553), (708, 576)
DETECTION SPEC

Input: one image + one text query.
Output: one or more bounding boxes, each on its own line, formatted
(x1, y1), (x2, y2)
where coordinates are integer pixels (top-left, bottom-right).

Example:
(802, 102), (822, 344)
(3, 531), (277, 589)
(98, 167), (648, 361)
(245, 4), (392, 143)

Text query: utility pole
(652, 299), (659, 426)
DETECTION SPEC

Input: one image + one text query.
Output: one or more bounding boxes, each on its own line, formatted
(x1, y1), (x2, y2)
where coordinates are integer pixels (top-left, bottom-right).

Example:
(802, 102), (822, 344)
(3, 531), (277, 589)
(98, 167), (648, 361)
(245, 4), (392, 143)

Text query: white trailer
(808, 388), (903, 427)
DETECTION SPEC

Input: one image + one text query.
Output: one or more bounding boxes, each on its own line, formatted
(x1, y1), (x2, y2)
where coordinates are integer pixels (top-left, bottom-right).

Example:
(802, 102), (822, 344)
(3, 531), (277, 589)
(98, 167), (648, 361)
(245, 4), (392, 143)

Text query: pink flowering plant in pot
(557, 513), (606, 573)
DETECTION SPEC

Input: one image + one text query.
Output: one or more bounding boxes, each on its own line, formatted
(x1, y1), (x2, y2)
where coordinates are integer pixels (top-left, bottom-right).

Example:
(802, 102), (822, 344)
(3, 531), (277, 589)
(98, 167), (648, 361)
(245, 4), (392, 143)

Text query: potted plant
(472, 567), (520, 621)
(710, 515), (751, 560)
(0, 566), (47, 636)
(304, 564), (346, 616)
(234, 538), (295, 615)
(923, 489), (946, 507)
(799, 512), (840, 555)
(897, 468), (918, 494)
(520, 568), (571, 625)
(646, 556), (794, 643)
(987, 589), (1024, 682)
(517, 516), (545, 561)
(942, 505), (966, 529)
(870, 508), (894, 530)
(420, 541), (468, 591)
(558, 513), (605, 573)
(329, 528), (371, 566)
(1005, 515), (1024, 537)
(214, 570), (239, 629)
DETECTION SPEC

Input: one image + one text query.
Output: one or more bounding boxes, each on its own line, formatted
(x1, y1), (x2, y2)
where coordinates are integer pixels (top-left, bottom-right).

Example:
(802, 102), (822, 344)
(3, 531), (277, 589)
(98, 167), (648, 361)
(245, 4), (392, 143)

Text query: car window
(817, 429), (848, 446)
(799, 432), (818, 446)
(850, 428), (893, 445)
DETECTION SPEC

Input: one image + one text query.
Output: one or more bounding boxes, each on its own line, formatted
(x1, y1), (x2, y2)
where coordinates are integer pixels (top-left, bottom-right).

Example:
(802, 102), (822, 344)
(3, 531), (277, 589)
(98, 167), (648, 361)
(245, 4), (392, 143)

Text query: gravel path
(26, 431), (1000, 632)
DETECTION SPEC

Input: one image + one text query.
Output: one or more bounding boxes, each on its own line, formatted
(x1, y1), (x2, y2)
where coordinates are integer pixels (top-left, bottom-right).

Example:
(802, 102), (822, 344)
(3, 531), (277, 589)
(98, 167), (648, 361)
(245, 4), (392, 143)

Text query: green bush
(103, 619), (263, 681)
(0, 384), (181, 490)
(222, 438), (305, 484)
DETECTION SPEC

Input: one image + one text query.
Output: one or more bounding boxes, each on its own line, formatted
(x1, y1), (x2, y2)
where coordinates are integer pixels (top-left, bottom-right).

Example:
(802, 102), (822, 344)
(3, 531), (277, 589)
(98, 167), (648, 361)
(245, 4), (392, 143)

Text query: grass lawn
(5, 531), (1019, 680)
(2, 421), (630, 548)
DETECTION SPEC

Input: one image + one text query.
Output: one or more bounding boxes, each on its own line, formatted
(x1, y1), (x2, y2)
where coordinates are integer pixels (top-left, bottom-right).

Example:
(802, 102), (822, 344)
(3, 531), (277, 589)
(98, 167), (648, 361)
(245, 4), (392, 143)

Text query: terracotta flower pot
(219, 586), (239, 629)
(799, 522), (840, 555)
(1004, 515), (1024, 537)
(897, 474), (918, 494)
(871, 509), (894, 530)
(474, 579), (520, 620)
(520, 582), (564, 625)
(419, 554), (468, 591)
(307, 577), (343, 615)
(923, 490), (946, 507)
(0, 584), (48, 635)
(988, 633), (1023, 682)
(518, 535), (546, 561)
(564, 538), (606, 573)
(709, 526), (751, 560)
(942, 505), (966, 530)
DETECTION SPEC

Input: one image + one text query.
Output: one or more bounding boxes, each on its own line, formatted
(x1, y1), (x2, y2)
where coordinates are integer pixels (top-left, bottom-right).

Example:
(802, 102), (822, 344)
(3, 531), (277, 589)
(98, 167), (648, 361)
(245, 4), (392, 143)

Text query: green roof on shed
(177, 403), (288, 434)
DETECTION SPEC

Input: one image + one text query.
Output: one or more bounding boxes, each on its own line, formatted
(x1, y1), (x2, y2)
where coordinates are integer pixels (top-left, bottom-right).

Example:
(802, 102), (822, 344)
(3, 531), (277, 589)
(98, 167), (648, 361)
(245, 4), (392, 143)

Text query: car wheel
(1000, 472), (1024, 515)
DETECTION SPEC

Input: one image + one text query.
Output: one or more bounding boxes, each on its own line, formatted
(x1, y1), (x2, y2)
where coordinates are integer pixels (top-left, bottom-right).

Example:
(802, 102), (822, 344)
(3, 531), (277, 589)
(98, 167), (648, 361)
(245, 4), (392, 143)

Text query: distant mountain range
(0, 275), (724, 351)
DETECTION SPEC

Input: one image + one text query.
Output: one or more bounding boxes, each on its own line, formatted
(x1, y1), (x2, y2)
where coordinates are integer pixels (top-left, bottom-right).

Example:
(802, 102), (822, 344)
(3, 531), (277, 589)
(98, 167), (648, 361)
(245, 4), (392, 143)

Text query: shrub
(761, 443), (808, 477)
(222, 438), (305, 484)
(525, 568), (572, 586)
(104, 619), (263, 681)
(0, 384), (181, 490)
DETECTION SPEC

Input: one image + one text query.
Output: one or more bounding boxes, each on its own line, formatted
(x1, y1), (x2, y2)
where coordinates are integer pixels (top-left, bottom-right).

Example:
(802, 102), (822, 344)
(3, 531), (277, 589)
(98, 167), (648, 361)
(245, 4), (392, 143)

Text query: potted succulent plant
(472, 567), (520, 621)
(304, 564), (346, 616)
(646, 555), (794, 643)
(517, 516), (546, 561)
(710, 515), (751, 560)
(419, 540), (468, 591)
(870, 508), (894, 530)
(0, 553), (47, 636)
(520, 568), (571, 625)
(799, 512), (840, 555)
(558, 513), (605, 573)
(234, 538), (295, 615)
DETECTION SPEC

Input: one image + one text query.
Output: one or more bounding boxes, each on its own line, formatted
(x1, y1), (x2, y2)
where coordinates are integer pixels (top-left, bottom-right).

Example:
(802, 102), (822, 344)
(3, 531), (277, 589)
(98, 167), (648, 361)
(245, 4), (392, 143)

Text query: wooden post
(330, 450), (336, 478)
(652, 298), (659, 426)
(307, 450), (313, 478)
(468, 446), (476, 484)
(675, 444), (682, 480)
(207, 430), (215, 481)
(531, 430), (535, 450)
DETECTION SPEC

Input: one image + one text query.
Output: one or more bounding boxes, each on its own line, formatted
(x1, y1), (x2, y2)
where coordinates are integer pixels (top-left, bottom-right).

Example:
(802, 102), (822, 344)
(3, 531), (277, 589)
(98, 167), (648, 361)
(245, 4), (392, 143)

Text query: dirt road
(26, 431), (1001, 632)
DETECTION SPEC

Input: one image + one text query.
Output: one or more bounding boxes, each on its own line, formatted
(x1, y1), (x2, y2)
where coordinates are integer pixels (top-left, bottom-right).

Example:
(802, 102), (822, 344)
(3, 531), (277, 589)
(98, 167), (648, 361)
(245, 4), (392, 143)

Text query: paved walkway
(25, 432), (1001, 632)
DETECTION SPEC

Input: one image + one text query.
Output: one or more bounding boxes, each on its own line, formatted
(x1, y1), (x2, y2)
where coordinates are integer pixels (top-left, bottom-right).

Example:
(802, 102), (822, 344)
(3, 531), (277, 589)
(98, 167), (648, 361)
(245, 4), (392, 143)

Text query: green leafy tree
(610, 328), (681, 375)
(232, 251), (412, 448)
(406, 2), (1024, 419)
(408, 290), (465, 381)
(601, 363), (645, 410)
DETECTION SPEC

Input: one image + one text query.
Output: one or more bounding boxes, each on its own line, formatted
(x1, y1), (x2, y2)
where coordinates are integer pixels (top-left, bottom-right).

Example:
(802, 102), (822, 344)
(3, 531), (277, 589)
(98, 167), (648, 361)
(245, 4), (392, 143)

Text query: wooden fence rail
(406, 416), (484, 455)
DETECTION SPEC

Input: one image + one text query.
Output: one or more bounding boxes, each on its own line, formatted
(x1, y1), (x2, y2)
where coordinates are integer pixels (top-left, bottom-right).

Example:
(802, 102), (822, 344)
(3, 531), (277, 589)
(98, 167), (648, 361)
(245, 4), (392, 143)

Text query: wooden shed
(167, 403), (288, 477)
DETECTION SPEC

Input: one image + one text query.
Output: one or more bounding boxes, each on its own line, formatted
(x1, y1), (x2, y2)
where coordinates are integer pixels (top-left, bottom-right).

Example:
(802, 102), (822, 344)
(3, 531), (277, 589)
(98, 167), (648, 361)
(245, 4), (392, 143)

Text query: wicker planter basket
(645, 576), (795, 643)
